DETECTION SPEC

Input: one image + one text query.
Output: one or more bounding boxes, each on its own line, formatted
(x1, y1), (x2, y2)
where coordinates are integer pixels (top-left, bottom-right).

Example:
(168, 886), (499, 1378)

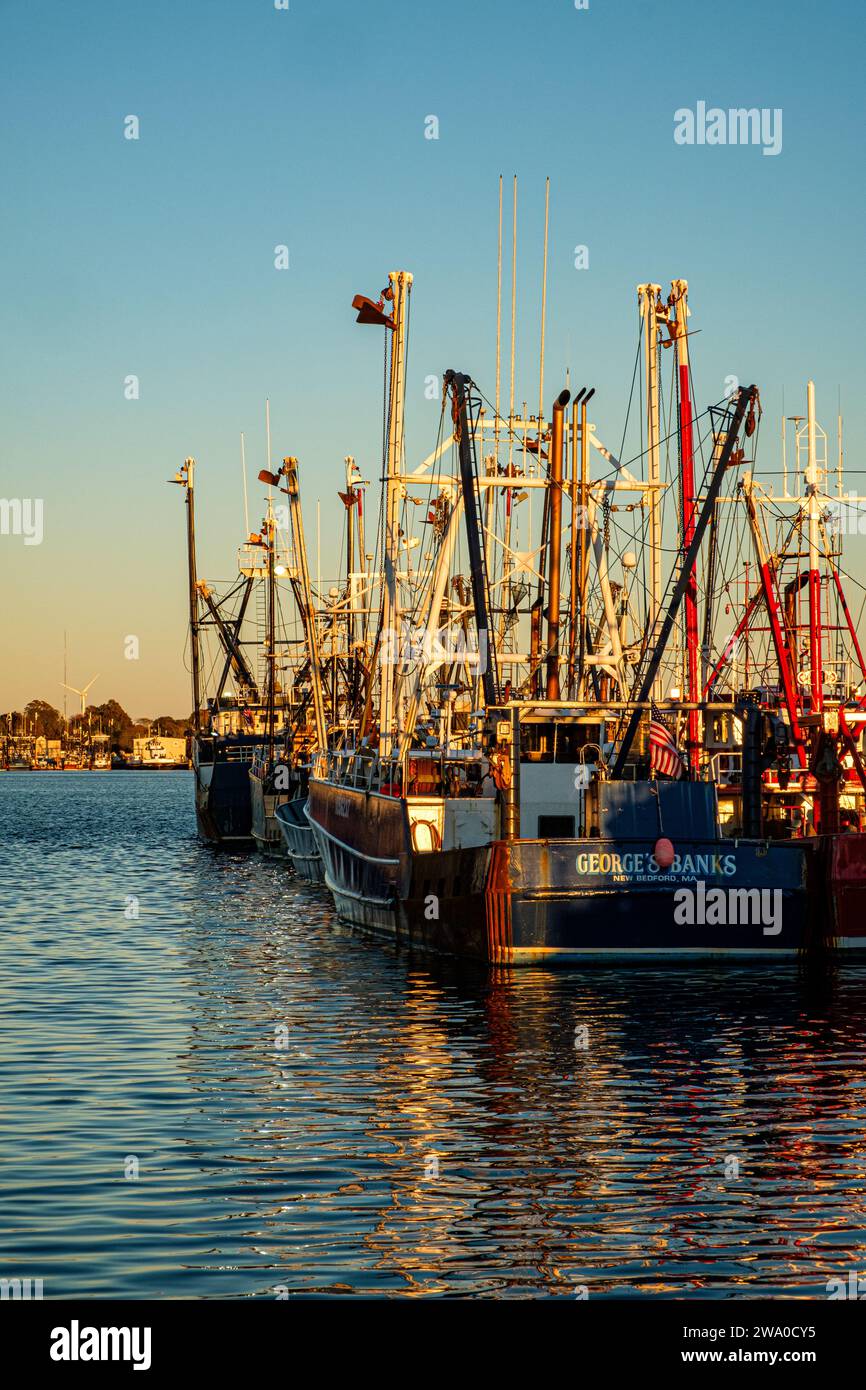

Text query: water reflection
(180, 852), (866, 1298)
(2, 773), (866, 1298)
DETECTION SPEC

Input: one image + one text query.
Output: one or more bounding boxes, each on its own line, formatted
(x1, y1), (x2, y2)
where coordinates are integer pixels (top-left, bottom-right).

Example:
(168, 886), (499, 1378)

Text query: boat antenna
(495, 174), (502, 453)
(240, 432), (250, 535)
(538, 176), (550, 427)
(508, 176), (517, 470)
(838, 386), (844, 497)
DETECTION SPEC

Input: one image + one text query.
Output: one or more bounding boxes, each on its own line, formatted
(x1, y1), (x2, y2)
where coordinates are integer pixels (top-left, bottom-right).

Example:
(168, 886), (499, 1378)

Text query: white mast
(283, 457), (327, 751)
(805, 380), (823, 713)
(538, 176), (550, 427)
(638, 284), (662, 696)
(379, 269), (412, 758)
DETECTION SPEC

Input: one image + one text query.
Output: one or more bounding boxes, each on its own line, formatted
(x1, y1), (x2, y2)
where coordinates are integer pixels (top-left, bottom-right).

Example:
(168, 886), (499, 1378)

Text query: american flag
(649, 706), (686, 780)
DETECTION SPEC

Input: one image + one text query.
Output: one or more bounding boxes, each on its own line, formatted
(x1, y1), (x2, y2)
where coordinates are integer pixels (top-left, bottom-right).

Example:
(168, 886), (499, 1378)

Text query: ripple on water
(2, 771), (866, 1297)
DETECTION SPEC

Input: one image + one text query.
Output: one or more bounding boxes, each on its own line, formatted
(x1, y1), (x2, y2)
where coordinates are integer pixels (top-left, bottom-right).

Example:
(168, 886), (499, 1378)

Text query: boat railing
(711, 751), (742, 785)
(313, 744), (494, 800)
(314, 746), (406, 796)
(223, 744), (256, 763)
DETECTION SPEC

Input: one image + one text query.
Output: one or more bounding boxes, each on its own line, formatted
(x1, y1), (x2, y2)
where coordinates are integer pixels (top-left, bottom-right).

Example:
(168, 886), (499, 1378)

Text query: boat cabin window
(521, 722), (602, 764)
(537, 814), (575, 838)
(521, 723), (554, 762)
(708, 715), (732, 744)
(554, 724), (602, 763)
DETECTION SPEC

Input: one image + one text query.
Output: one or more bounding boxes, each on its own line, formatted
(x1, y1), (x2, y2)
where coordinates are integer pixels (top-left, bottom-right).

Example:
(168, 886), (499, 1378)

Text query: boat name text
(575, 851), (737, 879)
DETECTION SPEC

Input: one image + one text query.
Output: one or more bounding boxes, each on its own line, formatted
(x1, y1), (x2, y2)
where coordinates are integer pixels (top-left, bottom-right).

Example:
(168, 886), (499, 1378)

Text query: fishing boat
(309, 733), (819, 961)
(171, 458), (265, 847)
(250, 754), (292, 857)
(192, 716), (260, 845)
(130, 737), (188, 769)
(248, 456), (329, 858)
(172, 435), (331, 849)
(305, 257), (866, 962)
(278, 455), (371, 879)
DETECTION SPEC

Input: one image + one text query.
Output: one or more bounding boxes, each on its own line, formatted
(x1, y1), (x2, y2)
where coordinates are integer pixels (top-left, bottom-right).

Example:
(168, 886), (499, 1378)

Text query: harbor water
(2, 772), (866, 1299)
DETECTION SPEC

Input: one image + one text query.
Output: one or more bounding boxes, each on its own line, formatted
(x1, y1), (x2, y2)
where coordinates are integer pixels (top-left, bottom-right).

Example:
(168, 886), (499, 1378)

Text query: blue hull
(480, 838), (813, 963)
(307, 779), (829, 963)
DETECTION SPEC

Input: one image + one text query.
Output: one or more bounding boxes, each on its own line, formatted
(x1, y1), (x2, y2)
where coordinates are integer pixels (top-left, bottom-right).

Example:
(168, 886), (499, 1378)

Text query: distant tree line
(2, 699), (192, 751)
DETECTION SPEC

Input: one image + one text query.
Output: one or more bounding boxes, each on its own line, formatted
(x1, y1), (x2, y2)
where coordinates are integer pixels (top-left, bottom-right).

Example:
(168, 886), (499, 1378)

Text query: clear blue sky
(1, 0), (863, 715)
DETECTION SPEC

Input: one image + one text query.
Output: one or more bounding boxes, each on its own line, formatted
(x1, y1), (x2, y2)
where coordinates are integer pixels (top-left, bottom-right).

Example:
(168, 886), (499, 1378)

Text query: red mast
(742, 478), (807, 767)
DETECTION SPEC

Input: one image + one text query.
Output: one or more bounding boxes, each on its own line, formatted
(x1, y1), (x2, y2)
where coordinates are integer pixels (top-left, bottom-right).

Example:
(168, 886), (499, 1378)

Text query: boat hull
(274, 799), (326, 883)
(307, 778), (405, 923)
(194, 740), (255, 848)
(249, 773), (290, 859)
(307, 778), (857, 962)
(476, 838), (815, 963)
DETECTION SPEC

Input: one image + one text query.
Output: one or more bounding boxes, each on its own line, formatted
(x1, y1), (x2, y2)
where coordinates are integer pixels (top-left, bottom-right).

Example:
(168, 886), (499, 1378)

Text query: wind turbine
(62, 675), (99, 716)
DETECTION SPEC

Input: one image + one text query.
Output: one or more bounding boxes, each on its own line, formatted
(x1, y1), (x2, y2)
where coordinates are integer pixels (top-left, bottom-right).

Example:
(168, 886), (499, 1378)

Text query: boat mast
(741, 477), (807, 763)
(805, 380), (824, 714)
(282, 457), (328, 752)
(670, 279), (701, 774)
(638, 284), (662, 697)
(379, 270), (413, 758)
(341, 457), (361, 722)
(820, 523), (866, 692)
(567, 390), (583, 696)
(538, 177), (550, 427)
(577, 389), (594, 695)
(265, 500), (276, 764)
(545, 389), (570, 697)
(170, 458), (202, 734)
(446, 370), (499, 707)
(342, 458), (356, 653)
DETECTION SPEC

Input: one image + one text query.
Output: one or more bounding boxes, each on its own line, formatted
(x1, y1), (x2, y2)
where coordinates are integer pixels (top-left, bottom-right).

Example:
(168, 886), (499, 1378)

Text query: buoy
(654, 836), (675, 869)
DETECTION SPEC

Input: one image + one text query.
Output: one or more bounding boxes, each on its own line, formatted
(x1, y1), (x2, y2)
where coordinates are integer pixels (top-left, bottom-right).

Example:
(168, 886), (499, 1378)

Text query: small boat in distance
(172, 447), (329, 850)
